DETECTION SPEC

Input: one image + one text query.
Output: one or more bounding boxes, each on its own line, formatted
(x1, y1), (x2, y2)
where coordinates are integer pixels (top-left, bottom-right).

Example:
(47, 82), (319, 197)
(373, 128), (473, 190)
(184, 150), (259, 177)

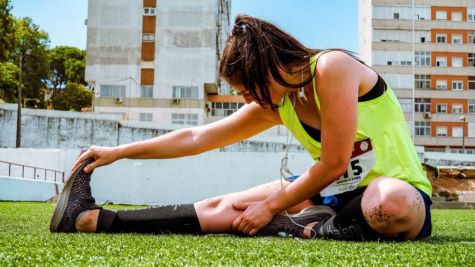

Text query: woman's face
(228, 74), (289, 107)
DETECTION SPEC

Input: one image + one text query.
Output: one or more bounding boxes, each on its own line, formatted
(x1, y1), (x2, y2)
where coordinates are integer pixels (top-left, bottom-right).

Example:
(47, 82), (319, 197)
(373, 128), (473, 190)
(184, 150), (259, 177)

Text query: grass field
(0, 202), (474, 266)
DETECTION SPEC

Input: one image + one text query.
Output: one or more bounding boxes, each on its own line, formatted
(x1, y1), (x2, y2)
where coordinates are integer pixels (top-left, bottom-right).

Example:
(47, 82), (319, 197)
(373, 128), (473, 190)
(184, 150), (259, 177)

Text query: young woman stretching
(50, 15), (432, 241)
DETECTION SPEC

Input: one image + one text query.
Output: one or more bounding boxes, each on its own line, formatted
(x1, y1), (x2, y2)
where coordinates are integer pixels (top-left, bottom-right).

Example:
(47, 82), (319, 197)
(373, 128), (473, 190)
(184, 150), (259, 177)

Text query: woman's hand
(71, 146), (120, 173)
(232, 201), (275, 236)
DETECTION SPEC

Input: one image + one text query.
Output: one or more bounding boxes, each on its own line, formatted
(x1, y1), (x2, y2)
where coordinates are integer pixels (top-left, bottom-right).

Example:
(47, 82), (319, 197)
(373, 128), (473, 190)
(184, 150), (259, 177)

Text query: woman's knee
(362, 177), (424, 236)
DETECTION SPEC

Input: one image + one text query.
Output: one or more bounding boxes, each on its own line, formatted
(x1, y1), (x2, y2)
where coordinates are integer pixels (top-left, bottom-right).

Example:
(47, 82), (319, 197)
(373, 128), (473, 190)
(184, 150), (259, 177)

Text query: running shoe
(258, 205), (336, 238)
(50, 158), (102, 233)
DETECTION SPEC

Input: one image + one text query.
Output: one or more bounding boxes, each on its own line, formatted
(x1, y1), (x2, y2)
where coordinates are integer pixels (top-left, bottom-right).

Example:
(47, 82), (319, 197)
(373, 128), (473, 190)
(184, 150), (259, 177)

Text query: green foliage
(51, 82), (92, 111)
(49, 46), (86, 91)
(0, 0), (16, 61)
(0, 61), (19, 102)
(0, 202), (474, 266)
(14, 17), (50, 106)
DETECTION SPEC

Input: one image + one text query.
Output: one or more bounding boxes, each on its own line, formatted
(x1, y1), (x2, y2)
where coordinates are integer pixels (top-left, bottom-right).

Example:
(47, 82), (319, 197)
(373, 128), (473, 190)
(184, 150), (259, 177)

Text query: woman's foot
(258, 205), (336, 238)
(50, 158), (102, 233)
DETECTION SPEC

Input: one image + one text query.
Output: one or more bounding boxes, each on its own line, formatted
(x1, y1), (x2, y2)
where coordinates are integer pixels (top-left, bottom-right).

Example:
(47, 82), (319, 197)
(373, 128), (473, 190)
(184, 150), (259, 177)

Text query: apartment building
(359, 0), (475, 154)
(85, 0), (236, 126)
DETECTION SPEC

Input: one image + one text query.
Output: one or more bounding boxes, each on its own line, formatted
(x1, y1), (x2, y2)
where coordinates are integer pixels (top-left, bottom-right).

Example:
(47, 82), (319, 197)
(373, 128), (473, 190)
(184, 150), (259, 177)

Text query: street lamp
(16, 53), (22, 148)
(459, 115), (466, 153)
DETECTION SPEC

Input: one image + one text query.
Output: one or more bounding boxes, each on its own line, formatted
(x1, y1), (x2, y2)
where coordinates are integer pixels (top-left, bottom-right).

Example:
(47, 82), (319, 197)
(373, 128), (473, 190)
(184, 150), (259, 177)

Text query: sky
(9, 0), (358, 53)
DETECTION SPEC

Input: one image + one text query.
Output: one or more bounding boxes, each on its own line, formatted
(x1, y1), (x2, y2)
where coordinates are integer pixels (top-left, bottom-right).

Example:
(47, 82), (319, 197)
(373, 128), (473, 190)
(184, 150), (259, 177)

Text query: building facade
(85, 0), (237, 126)
(359, 0), (475, 154)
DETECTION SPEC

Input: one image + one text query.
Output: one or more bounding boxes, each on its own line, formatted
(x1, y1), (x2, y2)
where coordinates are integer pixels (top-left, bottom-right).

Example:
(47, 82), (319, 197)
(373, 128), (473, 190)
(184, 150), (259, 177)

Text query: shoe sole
(299, 205), (336, 217)
(282, 205), (336, 218)
(49, 160), (89, 233)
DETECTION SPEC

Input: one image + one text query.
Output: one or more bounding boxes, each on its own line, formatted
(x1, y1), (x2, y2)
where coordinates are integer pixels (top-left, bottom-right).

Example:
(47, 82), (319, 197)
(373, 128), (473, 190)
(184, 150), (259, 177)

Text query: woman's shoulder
(315, 50), (361, 74)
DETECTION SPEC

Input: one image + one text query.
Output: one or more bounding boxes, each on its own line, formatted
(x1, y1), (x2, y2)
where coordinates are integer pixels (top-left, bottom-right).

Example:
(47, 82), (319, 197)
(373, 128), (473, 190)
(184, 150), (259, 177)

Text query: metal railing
(0, 160), (65, 183)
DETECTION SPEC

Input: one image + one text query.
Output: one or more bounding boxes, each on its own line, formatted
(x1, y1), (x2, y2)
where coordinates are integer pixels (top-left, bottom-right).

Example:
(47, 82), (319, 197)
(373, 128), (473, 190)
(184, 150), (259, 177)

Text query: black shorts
(285, 176), (432, 240)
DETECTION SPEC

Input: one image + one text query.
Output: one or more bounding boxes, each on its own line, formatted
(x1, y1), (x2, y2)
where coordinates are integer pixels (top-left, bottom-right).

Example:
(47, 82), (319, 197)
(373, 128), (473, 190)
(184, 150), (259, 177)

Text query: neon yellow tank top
(278, 52), (432, 197)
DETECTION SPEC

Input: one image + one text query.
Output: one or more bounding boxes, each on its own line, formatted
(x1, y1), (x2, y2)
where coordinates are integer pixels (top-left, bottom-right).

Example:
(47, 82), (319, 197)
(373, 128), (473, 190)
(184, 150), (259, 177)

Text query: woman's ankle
(75, 209), (100, 232)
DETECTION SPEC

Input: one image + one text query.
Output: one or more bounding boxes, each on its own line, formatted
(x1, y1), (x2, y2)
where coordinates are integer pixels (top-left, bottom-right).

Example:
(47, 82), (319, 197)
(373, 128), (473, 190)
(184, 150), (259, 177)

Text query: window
(172, 86), (199, 99)
(452, 127), (463, 137)
(452, 12), (463, 22)
(469, 53), (475, 67)
(171, 113), (198, 125)
(415, 51), (430, 66)
(436, 34), (447, 43)
(468, 8), (475, 22)
(452, 34), (463, 44)
(415, 121), (431, 136)
(140, 85), (153, 98)
(469, 100), (475, 113)
(470, 76), (475, 90)
(469, 123), (475, 137)
(436, 56), (447, 67)
(452, 80), (463, 91)
(436, 80), (447, 90)
(100, 85), (126, 97)
(414, 98), (431, 112)
(144, 8), (156, 15)
(436, 103), (447, 113)
(398, 98), (413, 113)
(415, 75), (431, 89)
(393, 13), (399, 19)
(452, 104), (463, 114)
(469, 31), (475, 44)
(452, 57), (463, 67)
(436, 11), (447, 20)
(211, 102), (245, 117)
(436, 127), (448, 137)
(139, 113), (153, 122)
(142, 34), (155, 42)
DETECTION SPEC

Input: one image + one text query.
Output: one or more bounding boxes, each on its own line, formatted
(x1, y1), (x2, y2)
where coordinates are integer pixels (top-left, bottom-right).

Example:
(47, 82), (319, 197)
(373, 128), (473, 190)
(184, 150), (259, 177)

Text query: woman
(50, 15), (432, 241)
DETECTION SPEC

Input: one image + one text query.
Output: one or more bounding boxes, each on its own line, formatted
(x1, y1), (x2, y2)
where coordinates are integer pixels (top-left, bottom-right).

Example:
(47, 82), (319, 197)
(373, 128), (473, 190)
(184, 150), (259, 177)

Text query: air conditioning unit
(115, 97), (123, 103)
(423, 112), (432, 119)
(172, 98), (180, 104)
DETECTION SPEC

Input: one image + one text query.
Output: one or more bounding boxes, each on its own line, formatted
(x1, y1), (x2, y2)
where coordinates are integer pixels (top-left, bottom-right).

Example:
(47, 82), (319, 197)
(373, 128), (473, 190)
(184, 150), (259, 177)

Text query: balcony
(372, 19), (475, 31)
(374, 65), (474, 76)
(372, 42), (475, 53)
(392, 89), (475, 99)
(414, 136), (475, 147)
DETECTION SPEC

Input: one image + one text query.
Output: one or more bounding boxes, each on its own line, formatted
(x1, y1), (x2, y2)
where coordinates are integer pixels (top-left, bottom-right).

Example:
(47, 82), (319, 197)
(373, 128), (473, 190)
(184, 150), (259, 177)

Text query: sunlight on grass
(0, 202), (474, 266)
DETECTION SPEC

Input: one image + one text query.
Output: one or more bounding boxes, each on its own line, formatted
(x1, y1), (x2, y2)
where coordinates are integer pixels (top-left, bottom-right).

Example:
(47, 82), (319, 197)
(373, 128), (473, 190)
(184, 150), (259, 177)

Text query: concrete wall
(0, 176), (64, 202)
(0, 148), (314, 205)
(0, 104), (304, 152)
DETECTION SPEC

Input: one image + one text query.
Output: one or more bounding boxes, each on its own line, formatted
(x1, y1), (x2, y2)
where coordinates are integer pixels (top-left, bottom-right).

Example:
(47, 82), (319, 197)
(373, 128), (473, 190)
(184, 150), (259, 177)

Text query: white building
(85, 0), (232, 126)
(359, 0), (475, 154)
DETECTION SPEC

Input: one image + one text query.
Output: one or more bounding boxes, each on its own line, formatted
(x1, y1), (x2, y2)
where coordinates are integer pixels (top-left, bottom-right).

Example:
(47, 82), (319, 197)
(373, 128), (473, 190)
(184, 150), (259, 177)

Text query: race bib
(320, 138), (375, 197)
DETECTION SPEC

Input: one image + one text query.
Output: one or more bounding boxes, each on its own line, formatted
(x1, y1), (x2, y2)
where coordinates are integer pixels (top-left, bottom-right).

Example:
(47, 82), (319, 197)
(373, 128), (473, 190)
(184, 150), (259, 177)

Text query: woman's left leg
(314, 176), (429, 241)
(360, 176), (427, 240)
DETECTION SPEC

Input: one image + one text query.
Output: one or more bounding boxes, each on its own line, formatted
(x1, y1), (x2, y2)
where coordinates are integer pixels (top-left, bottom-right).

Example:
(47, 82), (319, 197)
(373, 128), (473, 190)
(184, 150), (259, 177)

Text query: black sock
(316, 195), (382, 241)
(96, 204), (202, 234)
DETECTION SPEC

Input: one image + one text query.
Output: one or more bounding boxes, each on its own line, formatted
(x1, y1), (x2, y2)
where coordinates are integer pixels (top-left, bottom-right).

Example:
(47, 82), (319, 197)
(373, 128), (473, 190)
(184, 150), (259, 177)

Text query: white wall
(0, 176), (64, 201)
(0, 148), (314, 205)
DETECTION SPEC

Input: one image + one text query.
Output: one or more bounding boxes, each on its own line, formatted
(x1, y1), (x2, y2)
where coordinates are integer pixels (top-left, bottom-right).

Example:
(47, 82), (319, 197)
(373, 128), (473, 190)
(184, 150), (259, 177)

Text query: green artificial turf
(0, 202), (474, 266)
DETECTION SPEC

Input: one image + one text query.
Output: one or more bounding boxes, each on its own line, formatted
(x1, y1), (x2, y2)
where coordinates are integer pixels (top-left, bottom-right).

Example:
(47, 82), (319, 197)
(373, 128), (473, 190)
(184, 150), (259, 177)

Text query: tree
(51, 82), (92, 111)
(49, 46), (86, 92)
(0, 61), (19, 102)
(14, 17), (50, 107)
(0, 0), (15, 61)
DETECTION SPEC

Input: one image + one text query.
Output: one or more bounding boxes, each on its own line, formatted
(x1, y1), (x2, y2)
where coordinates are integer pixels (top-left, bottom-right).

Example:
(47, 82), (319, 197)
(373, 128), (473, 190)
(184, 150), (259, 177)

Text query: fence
(0, 160), (65, 183)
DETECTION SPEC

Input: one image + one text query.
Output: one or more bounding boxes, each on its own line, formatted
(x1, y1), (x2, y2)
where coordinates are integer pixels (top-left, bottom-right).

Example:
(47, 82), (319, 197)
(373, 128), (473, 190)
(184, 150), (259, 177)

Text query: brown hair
(219, 14), (321, 110)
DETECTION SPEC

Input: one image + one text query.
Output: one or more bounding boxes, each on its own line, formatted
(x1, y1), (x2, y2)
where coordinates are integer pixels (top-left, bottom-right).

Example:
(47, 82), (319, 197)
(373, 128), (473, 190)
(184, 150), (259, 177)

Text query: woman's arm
(233, 51), (361, 235)
(74, 102), (279, 172)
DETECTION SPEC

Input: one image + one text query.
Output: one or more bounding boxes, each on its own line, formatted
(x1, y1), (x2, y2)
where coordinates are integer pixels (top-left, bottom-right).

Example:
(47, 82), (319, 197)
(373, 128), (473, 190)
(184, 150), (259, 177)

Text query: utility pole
(16, 54), (22, 148)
